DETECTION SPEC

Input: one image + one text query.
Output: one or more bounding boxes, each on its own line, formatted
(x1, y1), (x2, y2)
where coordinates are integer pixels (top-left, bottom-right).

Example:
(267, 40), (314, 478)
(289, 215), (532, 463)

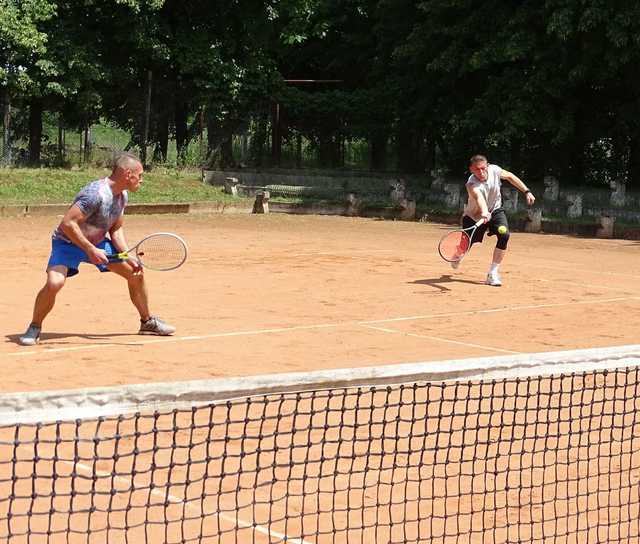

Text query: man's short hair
(469, 154), (488, 166)
(112, 152), (141, 171)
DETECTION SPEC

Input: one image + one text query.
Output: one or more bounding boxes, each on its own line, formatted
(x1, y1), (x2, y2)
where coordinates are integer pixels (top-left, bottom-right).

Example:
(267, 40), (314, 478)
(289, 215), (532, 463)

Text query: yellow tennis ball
(497, 225), (508, 235)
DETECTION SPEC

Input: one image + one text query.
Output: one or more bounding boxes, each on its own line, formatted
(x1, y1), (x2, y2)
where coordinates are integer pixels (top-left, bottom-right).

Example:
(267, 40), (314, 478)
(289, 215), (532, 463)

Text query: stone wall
(422, 173), (640, 236)
(203, 168), (640, 237)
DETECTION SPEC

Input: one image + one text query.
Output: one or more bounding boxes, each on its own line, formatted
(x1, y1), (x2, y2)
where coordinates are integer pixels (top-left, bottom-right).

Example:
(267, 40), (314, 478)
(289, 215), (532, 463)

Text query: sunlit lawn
(0, 167), (244, 205)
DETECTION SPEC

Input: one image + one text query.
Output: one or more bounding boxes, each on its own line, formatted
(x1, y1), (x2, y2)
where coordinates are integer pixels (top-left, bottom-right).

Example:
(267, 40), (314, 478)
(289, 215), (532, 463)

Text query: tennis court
(2, 213), (639, 390)
(1, 213), (640, 543)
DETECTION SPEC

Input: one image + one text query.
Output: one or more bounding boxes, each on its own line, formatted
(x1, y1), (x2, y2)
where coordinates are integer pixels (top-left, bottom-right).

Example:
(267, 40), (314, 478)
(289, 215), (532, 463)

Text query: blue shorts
(47, 238), (115, 277)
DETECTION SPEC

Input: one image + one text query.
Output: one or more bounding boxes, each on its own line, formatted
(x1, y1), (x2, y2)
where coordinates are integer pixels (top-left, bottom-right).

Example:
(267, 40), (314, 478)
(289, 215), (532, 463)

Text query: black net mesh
(1, 364), (639, 543)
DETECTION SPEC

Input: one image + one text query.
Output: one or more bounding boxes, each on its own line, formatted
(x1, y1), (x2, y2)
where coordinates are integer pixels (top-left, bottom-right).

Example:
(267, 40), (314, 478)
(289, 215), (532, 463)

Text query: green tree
(0, 0), (55, 161)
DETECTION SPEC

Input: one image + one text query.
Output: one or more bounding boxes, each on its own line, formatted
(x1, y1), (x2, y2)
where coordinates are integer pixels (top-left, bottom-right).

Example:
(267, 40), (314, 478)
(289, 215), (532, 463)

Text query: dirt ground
(2, 212), (640, 544)
(2, 212), (639, 394)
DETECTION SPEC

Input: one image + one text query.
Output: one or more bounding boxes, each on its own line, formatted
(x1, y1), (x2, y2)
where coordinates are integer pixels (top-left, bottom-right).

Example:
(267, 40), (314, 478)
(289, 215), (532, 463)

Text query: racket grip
(108, 253), (128, 262)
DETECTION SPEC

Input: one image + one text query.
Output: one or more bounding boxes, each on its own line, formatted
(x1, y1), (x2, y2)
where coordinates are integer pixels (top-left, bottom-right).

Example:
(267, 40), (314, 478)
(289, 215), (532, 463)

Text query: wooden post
(83, 125), (92, 164)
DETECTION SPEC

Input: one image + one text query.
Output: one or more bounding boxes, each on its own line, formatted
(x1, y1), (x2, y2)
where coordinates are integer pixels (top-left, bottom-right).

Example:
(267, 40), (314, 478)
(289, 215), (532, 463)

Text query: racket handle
(108, 252), (128, 262)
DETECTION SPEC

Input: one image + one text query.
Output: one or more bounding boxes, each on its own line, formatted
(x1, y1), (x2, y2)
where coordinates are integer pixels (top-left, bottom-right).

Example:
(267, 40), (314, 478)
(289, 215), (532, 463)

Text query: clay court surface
(2, 212), (640, 544)
(2, 212), (639, 393)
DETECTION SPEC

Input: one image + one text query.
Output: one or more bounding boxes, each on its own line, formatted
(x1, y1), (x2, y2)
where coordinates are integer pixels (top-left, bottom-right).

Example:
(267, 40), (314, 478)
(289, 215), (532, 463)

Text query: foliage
(2, 0), (640, 187)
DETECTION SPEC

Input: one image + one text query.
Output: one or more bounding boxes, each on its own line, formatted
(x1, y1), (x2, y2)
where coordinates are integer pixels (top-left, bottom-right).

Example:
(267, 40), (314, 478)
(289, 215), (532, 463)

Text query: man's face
(469, 160), (489, 182)
(126, 164), (144, 192)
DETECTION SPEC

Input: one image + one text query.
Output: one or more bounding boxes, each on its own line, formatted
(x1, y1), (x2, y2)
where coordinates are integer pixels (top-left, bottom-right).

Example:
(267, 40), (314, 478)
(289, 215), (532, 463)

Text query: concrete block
(346, 193), (361, 216)
(389, 179), (406, 205)
(610, 179), (626, 207)
(596, 214), (615, 238)
(543, 176), (559, 201)
(443, 183), (461, 209)
(524, 208), (542, 233)
(224, 177), (239, 196)
(398, 199), (416, 220)
(252, 190), (270, 214)
(565, 192), (583, 218)
(502, 187), (519, 212)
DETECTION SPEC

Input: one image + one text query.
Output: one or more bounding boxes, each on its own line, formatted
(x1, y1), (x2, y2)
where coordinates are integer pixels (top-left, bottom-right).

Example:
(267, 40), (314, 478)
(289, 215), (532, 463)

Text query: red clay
(2, 213), (639, 393)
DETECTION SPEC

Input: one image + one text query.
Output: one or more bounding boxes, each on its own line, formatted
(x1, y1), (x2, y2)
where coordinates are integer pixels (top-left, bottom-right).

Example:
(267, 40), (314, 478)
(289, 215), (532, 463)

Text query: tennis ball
(497, 225), (508, 235)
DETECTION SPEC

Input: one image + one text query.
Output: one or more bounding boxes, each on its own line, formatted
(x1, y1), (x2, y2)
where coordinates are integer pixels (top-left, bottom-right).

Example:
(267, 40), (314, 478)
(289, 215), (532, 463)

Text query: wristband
(524, 190), (532, 195)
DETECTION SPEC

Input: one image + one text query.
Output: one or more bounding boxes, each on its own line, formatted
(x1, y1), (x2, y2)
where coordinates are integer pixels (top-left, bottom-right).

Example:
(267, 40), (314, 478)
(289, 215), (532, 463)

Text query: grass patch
(0, 167), (248, 205)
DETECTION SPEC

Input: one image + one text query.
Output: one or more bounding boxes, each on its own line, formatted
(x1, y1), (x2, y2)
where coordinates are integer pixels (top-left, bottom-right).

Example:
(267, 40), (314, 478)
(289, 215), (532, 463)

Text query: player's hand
(481, 212), (491, 224)
(88, 246), (109, 265)
(127, 257), (143, 275)
(525, 191), (536, 206)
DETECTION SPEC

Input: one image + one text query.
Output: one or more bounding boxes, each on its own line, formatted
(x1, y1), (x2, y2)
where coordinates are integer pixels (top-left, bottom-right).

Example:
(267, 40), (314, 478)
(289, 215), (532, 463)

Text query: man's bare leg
(492, 247), (506, 266)
(19, 265), (68, 345)
(108, 262), (175, 335)
(486, 248), (506, 286)
(32, 265), (68, 326)
(108, 262), (151, 320)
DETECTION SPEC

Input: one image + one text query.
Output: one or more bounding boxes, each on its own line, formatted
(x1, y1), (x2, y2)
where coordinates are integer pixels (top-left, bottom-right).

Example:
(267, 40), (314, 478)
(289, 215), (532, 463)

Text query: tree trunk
(57, 116), (65, 164)
(369, 133), (387, 171)
(318, 135), (340, 167)
(270, 100), (282, 166)
(200, 107), (206, 164)
(424, 138), (436, 175)
(28, 99), (43, 165)
(154, 115), (169, 163)
(295, 133), (302, 168)
(175, 97), (188, 164)
(628, 133), (640, 188)
(142, 70), (152, 166)
(397, 127), (415, 173)
(2, 95), (11, 163)
(249, 112), (268, 167)
(220, 135), (234, 168)
(206, 115), (217, 157)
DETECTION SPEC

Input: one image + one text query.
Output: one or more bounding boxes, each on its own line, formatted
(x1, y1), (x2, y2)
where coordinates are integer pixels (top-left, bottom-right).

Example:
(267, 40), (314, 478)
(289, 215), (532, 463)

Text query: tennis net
(1, 345), (640, 543)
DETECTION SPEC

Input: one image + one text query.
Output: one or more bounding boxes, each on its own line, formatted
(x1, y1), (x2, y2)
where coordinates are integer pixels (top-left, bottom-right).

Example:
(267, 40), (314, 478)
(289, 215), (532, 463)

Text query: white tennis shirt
(464, 164), (503, 220)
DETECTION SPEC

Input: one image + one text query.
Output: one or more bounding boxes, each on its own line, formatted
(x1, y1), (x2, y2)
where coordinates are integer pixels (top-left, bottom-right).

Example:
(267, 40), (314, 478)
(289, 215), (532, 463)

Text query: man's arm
(60, 205), (109, 265)
(500, 169), (536, 206)
(467, 185), (491, 222)
(109, 216), (142, 272)
(108, 216), (127, 253)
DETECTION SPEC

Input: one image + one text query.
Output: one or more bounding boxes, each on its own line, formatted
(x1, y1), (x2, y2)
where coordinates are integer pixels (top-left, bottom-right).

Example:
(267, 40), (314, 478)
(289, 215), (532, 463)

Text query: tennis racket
(107, 232), (188, 271)
(438, 219), (486, 264)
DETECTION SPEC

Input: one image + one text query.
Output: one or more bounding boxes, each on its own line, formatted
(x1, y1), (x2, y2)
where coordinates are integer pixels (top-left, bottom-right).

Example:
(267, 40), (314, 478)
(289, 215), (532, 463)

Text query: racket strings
(136, 235), (187, 271)
(439, 231), (470, 262)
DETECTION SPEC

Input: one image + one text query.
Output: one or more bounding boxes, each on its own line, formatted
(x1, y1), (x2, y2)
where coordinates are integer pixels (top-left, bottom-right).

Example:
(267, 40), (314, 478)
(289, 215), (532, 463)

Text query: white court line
(518, 259), (640, 279)
(361, 325), (521, 355)
(9, 323), (341, 357)
(68, 461), (311, 544)
(359, 296), (640, 325)
(8, 295), (640, 358)
(292, 249), (393, 257)
(537, 278), (635, 293)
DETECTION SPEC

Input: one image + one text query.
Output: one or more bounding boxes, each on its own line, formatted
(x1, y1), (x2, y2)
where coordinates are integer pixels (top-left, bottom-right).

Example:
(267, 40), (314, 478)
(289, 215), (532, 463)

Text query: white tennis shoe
(19, 323), (41, 346)
(485, 271), (502, 287)
(139, 316), (176, 336)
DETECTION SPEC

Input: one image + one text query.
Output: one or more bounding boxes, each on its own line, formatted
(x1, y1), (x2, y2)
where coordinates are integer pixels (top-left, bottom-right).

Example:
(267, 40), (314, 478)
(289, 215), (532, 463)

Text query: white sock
(489, 263), (500, 274)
